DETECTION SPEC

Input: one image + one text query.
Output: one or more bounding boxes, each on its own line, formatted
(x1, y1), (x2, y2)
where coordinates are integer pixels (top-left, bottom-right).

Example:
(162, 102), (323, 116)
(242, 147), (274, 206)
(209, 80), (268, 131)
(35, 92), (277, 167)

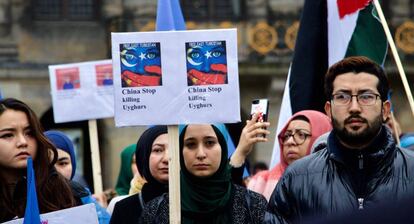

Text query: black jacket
(110, 180), (168, 224)
(110, 165), (246, 224)
(268, 126), (414, 223)
(110, 193), (142, 224)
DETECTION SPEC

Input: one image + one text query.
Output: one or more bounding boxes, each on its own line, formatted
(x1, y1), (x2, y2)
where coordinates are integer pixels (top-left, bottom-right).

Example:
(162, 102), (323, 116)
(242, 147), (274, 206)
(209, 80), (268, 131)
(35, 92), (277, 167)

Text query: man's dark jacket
(268, 126), (414, 223)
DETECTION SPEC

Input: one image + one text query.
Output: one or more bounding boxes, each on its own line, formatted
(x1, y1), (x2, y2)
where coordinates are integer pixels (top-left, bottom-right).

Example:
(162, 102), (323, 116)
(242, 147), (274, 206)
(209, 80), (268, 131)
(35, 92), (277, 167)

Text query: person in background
(128, 171), (146, 195)
(243, 161), (268, 187)
(110, 126), (169, 224)
(44, 130), (89, 187)
(248, 110), (332, 201)
(140, 124), (277, 223)
(268, 56), (414, 223)
(44, 130), (111, 224)
(107, 144), (146, 214)
(0, 98), (76, 222)
(44, 130), (76, 180)
(252, 161), (268, 175)
(115, 144), (138, 196)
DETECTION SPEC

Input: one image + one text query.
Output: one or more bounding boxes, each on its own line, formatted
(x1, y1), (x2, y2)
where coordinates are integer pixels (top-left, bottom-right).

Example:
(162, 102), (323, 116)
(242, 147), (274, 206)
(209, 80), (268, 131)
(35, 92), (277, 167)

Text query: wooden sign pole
(88, 119), (103, 194)
(167, 125), (181, 224)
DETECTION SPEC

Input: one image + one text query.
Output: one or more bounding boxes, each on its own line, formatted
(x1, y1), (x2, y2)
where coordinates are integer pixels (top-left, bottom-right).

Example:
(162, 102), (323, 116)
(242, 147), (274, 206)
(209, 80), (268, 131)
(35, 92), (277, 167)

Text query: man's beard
(332, 113), (383, 147)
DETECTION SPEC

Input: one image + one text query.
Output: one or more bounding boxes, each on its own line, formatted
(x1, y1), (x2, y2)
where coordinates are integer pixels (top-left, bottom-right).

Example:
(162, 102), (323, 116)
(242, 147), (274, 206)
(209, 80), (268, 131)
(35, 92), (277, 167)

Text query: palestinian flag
(328, 0), (387, 66)
(269, 0), (387, 168)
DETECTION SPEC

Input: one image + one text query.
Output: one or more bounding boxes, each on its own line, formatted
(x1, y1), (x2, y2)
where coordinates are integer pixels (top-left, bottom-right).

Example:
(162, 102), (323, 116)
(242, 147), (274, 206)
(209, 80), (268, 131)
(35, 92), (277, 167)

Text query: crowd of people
(1, 56), (414, 223)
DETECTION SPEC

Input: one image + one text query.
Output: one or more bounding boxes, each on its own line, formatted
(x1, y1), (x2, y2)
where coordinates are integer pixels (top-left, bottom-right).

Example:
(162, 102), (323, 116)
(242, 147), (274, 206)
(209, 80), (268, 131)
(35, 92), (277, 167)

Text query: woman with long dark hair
(0, 98), (76, 222)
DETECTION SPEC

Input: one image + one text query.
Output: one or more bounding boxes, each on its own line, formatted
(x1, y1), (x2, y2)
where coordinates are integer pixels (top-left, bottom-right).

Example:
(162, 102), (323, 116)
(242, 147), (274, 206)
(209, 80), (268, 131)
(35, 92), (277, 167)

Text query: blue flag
(156, 0), (186, 31)
(23, 157), (41, 224)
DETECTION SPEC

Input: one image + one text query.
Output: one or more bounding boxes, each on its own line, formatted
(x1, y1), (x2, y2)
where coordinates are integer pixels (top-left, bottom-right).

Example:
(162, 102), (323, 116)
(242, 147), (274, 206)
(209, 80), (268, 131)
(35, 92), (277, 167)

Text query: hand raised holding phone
(230, 108), (270, 167)
(250, 99), (269, 138)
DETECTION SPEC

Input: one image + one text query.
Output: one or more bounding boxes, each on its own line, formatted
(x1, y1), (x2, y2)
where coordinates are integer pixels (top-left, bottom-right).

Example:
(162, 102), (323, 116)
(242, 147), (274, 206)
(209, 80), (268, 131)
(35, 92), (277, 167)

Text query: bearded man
(268, 56), (414, 223)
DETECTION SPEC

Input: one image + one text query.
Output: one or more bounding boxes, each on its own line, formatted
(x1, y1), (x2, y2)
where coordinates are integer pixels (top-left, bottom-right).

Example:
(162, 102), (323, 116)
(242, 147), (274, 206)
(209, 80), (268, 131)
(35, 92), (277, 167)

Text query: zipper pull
(358, 198), (364, 210)
(358, 154), (363, 170)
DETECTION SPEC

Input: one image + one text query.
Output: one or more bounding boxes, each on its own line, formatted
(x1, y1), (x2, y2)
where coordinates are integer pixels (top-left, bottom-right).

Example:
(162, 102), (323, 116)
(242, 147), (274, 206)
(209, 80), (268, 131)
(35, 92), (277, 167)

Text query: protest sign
(2, 203), (99, 224)
(49, 60), (114, 123)
(111, 28), (240, 126)
(49, 60), (112, 193)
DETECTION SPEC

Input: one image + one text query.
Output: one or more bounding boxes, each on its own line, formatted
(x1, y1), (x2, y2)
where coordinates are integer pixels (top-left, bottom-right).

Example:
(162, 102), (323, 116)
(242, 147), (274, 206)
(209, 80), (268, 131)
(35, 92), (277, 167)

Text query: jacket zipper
(358, 154), (363, 170)
(358, 198), (364, 210)
(357, 153), (364, 210)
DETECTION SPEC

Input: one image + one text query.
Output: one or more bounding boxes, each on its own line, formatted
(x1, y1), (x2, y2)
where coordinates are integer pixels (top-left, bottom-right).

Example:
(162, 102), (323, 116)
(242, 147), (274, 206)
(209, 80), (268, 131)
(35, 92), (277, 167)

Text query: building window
(181, 0), (245, 22)
(33, 0), (99, 21)
(411, 0), (414, 18)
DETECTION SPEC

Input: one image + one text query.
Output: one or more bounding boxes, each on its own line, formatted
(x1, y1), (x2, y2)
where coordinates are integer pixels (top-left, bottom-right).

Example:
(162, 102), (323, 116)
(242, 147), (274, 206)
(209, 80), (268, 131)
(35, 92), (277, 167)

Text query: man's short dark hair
(324, 56), (389, 102)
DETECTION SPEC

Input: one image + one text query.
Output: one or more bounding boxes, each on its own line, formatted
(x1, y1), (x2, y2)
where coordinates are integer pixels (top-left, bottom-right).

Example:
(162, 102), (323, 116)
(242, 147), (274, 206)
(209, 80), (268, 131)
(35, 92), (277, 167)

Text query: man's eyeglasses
(331, 93), (380, 106)
(281, 129), (311, 145)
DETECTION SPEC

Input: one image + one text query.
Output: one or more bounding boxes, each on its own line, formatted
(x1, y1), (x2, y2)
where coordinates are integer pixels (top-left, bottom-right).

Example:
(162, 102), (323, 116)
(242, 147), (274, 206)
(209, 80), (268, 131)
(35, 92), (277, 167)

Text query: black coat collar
(328, 125), (396, 171)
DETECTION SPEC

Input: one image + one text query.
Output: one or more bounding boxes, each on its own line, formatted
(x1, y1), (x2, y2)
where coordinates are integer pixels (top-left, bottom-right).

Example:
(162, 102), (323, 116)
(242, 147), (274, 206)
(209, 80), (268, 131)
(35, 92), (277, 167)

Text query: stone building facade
(0, 0), (413, 191)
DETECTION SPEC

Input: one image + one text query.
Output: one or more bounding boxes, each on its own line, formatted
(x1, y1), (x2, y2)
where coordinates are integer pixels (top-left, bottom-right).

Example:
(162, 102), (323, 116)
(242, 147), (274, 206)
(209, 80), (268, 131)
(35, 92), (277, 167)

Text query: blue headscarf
(44, 130), (76, 179)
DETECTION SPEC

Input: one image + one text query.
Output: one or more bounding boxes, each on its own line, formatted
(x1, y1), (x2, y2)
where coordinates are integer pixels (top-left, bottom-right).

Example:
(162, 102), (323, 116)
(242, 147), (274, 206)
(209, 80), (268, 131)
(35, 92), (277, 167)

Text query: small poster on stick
(49, 60), (114, 123)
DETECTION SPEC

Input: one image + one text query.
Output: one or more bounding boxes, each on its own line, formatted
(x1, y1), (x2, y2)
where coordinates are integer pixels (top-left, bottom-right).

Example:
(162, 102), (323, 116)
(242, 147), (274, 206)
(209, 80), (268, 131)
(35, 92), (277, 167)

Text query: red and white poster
(49, 60), (114, 123)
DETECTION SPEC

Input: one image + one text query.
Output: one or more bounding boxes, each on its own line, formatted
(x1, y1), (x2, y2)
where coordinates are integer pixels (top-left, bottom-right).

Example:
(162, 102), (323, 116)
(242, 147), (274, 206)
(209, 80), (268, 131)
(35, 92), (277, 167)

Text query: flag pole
(373, 0), (414, 119)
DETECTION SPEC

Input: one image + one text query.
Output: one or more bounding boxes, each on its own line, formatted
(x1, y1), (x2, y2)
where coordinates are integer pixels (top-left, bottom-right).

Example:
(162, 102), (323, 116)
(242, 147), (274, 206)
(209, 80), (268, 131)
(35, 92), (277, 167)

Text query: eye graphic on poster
(119, 42), (162, 87)
(186, 40), (228, 86)
(56, 67), (80, 90)
(96, 64), (113, 86)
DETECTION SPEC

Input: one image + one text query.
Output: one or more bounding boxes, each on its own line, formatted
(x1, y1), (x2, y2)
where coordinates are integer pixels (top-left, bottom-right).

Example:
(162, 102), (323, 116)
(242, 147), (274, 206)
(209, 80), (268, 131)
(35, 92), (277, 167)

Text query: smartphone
(250, 99), (269, 123)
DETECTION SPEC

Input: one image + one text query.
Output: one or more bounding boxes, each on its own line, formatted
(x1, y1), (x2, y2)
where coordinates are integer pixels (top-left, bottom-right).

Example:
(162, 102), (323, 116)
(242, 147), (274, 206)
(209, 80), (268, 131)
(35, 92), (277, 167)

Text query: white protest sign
(111, 28), (240, 126)
(2, 203), (98, 224)
(49, 60), (114, 123)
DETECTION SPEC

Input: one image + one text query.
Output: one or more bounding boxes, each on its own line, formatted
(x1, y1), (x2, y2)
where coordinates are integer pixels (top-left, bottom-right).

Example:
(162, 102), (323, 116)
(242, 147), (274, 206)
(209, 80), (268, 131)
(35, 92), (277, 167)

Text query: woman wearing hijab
(248, 110), (332, 200)
(108, 144), (146, 214)
(44, 130), (77, 180)
(110, 125), (169, 224)
(115, 144), (137, 196)
(44, 130), (111, 224)
(141, 124), (277, 224)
